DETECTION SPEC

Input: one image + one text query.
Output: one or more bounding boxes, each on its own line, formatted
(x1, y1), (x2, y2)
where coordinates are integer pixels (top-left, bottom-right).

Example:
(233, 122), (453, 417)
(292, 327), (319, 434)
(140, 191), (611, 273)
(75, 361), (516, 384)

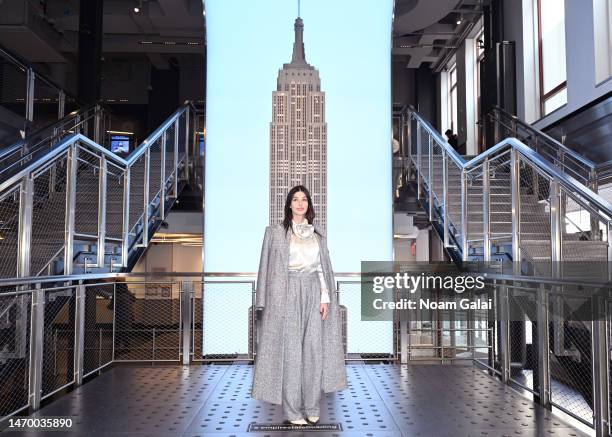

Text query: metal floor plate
(0, 363), (589, 436)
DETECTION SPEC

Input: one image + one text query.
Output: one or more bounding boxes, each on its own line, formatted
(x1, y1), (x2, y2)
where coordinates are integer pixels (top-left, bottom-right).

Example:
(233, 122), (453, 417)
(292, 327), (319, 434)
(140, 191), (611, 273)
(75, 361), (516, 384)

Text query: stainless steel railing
(0, 104), (111, 182)
(485, 106), (599, 188)
(0, 44), (79, 138)
(0, 102), (197, 279)
(0, 270), (607, 435)
(403, 105), (612, 271)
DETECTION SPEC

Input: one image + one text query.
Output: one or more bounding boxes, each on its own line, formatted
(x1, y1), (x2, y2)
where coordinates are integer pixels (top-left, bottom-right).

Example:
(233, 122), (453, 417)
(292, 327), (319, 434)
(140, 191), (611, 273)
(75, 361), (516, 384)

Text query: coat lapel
(280, 225), (291, 269)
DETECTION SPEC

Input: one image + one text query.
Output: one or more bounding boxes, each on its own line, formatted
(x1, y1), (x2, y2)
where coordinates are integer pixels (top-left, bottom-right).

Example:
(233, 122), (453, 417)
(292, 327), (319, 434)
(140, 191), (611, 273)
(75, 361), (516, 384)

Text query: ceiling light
(456, 15), (463, 25)
(134, 6), (140, 12)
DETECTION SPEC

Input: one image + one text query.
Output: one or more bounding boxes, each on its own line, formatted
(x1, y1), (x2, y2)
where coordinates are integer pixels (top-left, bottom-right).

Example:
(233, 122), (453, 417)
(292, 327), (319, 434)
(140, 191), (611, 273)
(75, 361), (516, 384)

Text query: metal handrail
(0, 104), (110, 182)
(0, 103), (102, 160)
(0, 45), (75, 103)
(409, 108), (612, 224)
(489, 106), (596, 173)
(0, 103), (192, 192)
(127, 101), (196, 166)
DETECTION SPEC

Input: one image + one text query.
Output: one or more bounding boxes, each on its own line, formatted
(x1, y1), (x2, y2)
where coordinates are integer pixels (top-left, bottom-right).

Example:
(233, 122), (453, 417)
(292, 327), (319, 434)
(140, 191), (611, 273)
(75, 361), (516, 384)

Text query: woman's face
(291, 191), (309, 217)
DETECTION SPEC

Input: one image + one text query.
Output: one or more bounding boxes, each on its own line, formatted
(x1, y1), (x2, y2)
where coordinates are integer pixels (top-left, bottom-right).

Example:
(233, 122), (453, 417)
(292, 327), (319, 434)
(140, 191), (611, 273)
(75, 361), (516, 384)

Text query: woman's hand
(320, 303), (328, 320)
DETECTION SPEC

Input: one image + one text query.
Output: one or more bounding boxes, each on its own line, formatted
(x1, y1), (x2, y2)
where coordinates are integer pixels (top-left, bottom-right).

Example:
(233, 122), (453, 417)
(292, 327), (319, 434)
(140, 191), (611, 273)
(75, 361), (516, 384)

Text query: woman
(251, 185), (347, 426)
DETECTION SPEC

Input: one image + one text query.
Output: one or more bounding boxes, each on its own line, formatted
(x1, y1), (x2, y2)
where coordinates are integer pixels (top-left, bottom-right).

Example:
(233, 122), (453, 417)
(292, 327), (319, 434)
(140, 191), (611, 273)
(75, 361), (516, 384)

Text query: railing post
(64, 144), (78, 275)
(483, 158), (491, 262)
(536, 283), (550, 408)
(510, 149), (521, 267)
(428, 135), (434, 221)
(172, 118), (180, 199)
(549, 181), (561, 274)
(416, 124), (421, 200)
(26, 68), (35, 122)
(592, 296), (610, 437)
(111, 283), (116, 360)
(142, 148), (150, 247)
(590, 170), (600, 240)
(461, 170), (469, 261)
(74, 281), (85, 386)
(94, 104), (101, 144)
(184, 106), (191, 181)
(17, 176), (34, 277)
(58, 90), (65, 119)
(443, 151), (450, 247)
(160, 132), (166, 219)
(28, 285), (44, 411)
(121, 168), (131, 268)
(98, 155), (107, 269)
(181, 281), (192, 365)
(498, 281), (511, 383)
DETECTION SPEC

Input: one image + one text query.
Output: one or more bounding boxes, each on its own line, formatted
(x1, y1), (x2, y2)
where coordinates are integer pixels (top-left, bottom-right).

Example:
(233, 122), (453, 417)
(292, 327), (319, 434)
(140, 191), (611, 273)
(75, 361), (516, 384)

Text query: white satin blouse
(288, 219), (331, 304)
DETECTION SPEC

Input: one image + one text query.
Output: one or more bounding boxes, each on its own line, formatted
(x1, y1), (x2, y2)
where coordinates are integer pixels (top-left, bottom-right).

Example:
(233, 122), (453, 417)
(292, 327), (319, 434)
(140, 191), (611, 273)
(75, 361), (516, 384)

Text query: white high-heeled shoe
(287, 418), (308, 425)
(307, 416), (320, 424)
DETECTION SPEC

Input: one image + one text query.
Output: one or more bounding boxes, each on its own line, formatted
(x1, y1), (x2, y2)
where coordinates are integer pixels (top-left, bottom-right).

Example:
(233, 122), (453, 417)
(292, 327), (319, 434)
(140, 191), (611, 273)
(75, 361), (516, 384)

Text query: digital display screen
(111, 135), (130, 153)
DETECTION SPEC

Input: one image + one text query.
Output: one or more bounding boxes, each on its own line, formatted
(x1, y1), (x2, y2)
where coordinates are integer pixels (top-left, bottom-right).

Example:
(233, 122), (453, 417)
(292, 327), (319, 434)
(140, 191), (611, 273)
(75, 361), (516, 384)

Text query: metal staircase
(403, 105), (612, 278)
(0, 101), (199, 278)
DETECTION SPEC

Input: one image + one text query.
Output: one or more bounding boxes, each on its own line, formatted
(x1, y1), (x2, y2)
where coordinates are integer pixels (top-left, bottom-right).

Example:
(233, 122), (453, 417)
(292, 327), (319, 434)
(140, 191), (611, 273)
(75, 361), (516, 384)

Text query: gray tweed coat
(251, 223), (347, 405)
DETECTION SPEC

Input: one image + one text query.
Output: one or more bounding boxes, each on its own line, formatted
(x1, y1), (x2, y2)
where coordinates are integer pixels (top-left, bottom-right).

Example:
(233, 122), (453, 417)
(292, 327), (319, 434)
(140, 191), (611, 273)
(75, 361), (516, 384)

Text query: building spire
(290, 16), (307, 65)
(298, 0), (301, 17)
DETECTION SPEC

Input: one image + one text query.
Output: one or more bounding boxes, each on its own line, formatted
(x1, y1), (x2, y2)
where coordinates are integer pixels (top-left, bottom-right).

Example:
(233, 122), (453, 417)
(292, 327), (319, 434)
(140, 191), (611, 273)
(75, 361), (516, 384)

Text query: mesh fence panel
(548, 295), (594, 426)
(148, 138), (162, 204)
(177, 112), (186, 160)
(0, 292), (31, 418)
(128, 155), (145, 237)
(75, 147), (100, 236)
(0, 187), (20, 279)
(466, 166), (484, 258)
(105, 163), (124, 239)
(165, 124), (176, 185)
(0, 56), (27, 118)
(192, 282), (203, 361)
(518, 164), (551, 272)
(507, 285), (540, 395)
(447, 160), (462, 241)
(473, 284), (497, 371)
(488, 152), (512, 242)
(418, 126), (429, 187)
(201, 281), (255, 360)
(430, 143), (444, 207)
(32, 79), (59, 132)
(83, 283), (113, 376)
(42, 287), (75, 398)
(561, 188), (609, 269)
(31, 155), (68, 276)
(114, 282), (180, 361)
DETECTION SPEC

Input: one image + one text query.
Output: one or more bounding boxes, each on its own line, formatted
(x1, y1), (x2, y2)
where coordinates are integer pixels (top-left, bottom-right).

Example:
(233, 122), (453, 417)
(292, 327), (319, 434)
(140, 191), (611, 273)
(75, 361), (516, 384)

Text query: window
(537, 0), (567, 115)
(593, 0), (612, 83)
(449, 65), (458, 133)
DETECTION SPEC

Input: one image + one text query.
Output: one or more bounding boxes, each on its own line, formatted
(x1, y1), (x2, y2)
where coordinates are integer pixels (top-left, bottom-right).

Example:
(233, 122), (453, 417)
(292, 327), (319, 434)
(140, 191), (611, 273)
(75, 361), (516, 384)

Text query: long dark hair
(282, 185), (322, 237)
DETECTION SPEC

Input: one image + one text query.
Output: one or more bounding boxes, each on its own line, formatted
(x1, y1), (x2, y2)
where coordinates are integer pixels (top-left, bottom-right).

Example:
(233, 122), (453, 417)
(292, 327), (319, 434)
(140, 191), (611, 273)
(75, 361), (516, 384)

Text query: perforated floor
(1, 363), (589, 436)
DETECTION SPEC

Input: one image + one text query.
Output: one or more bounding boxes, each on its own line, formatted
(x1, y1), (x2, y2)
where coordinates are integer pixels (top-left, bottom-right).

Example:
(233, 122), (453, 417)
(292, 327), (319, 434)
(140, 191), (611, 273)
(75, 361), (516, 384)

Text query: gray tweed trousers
(282, 270), (323, 420)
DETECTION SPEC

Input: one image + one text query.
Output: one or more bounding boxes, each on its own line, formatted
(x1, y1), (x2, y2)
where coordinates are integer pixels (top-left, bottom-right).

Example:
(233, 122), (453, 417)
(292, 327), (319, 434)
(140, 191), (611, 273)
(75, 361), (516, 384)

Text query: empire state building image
(269, 14), (328, 230)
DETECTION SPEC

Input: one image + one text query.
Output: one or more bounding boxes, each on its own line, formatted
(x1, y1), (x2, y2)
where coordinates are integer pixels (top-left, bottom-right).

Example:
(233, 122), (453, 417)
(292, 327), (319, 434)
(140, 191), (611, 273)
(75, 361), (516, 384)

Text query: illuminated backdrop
(204, 0), (393, 355)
